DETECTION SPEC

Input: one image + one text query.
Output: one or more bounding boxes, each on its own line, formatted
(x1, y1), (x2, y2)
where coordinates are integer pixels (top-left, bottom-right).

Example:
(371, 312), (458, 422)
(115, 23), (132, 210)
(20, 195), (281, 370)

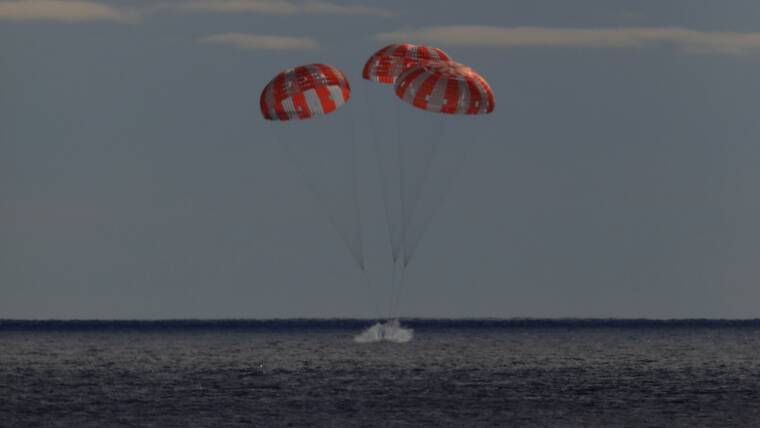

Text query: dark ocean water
(2, 319), (760, 427)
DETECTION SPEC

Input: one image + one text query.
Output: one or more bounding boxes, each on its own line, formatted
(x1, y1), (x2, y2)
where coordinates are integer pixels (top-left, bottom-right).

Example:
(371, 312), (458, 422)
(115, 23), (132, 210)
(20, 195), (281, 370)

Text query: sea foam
(354, 319), (413, 343)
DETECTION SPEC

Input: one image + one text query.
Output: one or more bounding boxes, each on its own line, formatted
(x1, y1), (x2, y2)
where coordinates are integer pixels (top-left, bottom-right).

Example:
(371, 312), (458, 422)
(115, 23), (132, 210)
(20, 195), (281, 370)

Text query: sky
(2, 0), (760, 319)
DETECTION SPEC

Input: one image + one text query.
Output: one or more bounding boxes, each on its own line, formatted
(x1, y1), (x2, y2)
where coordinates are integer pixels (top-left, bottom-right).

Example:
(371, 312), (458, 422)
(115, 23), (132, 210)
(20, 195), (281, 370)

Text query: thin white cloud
(376, 26), (760, 55)
(0, 0), (134, 22)
(177, 0), (391, 16)
(196, 33), (319, 50)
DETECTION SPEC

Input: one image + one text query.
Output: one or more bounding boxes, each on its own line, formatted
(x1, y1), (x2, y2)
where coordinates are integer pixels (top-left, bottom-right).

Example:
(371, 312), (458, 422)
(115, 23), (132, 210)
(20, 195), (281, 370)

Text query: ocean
(1, 319), (759, 427)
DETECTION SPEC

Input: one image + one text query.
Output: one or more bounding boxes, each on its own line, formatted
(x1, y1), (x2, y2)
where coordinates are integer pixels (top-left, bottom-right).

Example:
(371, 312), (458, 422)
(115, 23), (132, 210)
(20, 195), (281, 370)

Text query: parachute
(361, 47), (495, 317)
(261, 63), (350, 121)
(361, 44), (460, 263)
(261, 50), (495, 320)
(394, 61), (495, 115)
(393, 64), (493, 308)
(363, 43), (452, 84)
(262, 64), (365, 271)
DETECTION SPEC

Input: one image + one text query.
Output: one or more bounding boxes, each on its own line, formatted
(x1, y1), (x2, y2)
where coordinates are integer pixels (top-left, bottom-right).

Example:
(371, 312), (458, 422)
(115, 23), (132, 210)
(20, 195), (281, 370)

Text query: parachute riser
(266, 121), (366, 272)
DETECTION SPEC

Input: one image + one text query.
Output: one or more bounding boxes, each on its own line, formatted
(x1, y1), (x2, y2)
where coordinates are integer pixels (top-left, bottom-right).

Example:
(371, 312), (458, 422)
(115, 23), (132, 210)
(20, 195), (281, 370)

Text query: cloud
(0, 0), (134, 22)
(0, 0), (392, 23)
(376, 26), (760, 55)
(196, 33), (319, 50)
(176, 0), (391, 16)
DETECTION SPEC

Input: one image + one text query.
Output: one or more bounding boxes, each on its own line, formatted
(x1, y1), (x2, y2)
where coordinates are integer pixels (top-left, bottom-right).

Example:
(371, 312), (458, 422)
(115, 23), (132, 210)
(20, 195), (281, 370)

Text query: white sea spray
(354, 319), (413, 343)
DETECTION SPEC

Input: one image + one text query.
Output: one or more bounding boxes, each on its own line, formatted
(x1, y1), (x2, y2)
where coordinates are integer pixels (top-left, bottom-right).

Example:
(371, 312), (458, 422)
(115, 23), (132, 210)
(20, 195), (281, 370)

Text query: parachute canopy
(394, 61), (495, 114)
(362, 43), (451, 84)
(260, 63), (351, 121)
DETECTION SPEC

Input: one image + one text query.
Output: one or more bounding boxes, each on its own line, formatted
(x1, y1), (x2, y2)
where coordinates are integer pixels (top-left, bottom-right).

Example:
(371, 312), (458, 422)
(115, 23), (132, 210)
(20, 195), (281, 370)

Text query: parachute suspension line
(402, 116), (449, 235)
(395, 98), (405, 262)
(346, 104), (386, 320)
(390, 126), (479, 319)
(391, 246), (407, 319)
(346, 106), (366, 271)
(357, 90), (389, 321)
(363, 88), (395, 265)
(404, 131), (479, 268)
(389, 113), (449, 319)
(351, 110), (386, 320)
(394, 99), (406, 319)
(359, 256), (382, 322)
(386, 256), (398, 319)
(269, 122), (379, 318)
(268, 123), (365, 271)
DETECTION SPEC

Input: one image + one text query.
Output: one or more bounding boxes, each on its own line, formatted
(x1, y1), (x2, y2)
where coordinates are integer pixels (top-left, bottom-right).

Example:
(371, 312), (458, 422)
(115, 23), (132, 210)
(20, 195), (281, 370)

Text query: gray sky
(2, 0), (760, 319)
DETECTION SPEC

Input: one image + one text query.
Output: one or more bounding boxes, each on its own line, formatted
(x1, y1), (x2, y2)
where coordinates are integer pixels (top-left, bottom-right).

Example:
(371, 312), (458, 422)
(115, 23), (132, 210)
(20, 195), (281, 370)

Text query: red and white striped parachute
(362, 43), (451, 84)
(259, 49), (496, 318)
(260, 63), (351, 121)
(394, 61), (495, 114)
